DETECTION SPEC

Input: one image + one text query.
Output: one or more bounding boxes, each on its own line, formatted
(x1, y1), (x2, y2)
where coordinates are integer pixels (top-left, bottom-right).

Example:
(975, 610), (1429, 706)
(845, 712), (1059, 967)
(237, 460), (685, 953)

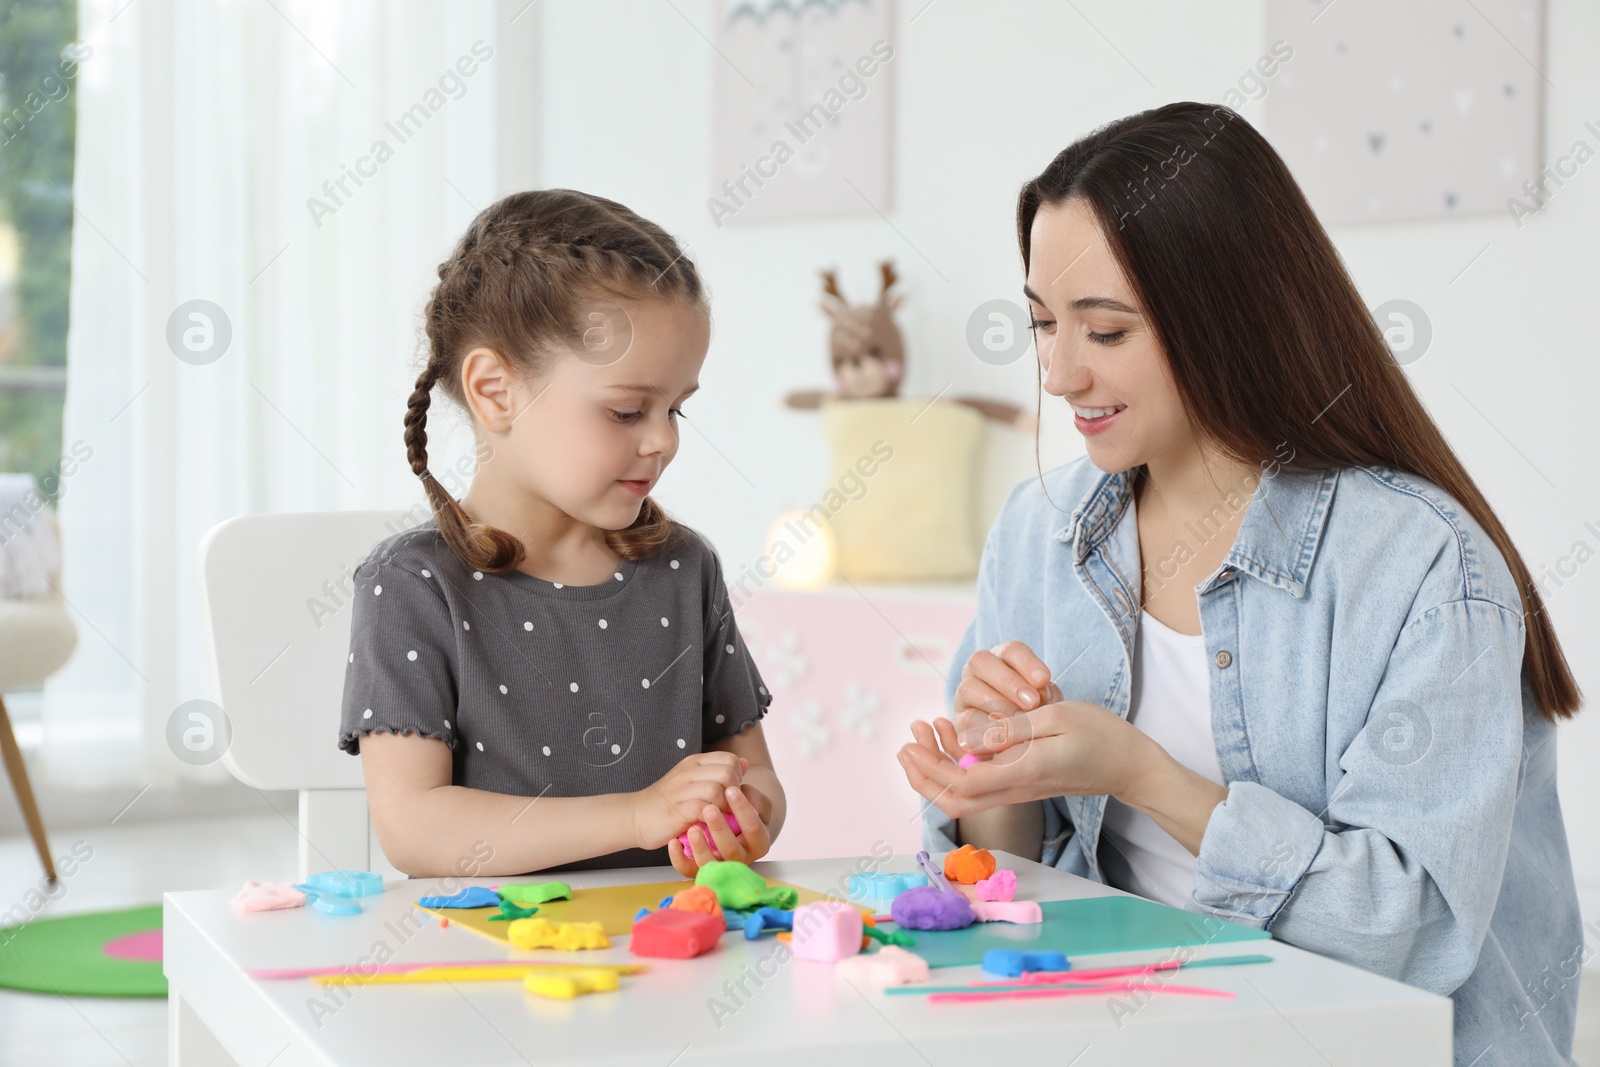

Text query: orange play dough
(943, 844), (997, 885)
(668, 885), (724, 923)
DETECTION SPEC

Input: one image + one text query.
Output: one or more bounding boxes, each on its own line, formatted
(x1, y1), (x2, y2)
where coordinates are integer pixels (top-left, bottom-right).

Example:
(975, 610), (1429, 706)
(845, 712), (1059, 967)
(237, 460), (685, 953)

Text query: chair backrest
(197, 509), (412, 879)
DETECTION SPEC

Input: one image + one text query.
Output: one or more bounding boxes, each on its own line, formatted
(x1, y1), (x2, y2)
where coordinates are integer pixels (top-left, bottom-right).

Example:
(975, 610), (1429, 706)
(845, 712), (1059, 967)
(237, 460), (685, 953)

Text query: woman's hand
(631, 751), (747, 851)
(898, 700), (1163, 820)
(666, 783), (774, 877)
(954, 642), (1064, 740)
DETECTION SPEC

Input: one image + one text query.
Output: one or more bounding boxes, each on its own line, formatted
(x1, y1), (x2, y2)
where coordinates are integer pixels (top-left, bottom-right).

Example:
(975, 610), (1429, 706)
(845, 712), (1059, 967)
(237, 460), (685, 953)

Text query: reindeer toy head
(785, 261), (906, 409)
(823, 261), (905, 399)
(783, 259), (1033, 431)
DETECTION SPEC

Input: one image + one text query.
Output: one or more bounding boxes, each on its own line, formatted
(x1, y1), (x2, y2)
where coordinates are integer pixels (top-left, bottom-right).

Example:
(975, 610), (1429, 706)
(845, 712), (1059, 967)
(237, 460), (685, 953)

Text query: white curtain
(44, 0), (537, 787)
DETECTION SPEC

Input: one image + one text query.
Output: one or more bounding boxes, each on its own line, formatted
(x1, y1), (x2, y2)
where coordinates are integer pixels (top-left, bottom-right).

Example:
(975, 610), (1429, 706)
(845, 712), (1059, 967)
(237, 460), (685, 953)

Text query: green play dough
(486, 900), (538, 922)
(695, 861), (798, 911)
(498, 881), (571, 905)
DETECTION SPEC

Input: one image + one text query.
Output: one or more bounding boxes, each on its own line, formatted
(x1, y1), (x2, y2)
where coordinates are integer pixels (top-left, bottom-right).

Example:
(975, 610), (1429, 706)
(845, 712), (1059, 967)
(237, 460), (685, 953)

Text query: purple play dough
(890, 885), (976, 930)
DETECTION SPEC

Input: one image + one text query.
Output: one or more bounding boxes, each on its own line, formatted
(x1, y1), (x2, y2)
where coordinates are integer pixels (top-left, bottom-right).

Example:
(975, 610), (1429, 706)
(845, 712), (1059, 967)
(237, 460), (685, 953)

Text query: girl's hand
(953, 641), (1063, 754)
(898, 700), (1162, 820)
(666, 784), (773, 877)
(630, 752), (748, 851)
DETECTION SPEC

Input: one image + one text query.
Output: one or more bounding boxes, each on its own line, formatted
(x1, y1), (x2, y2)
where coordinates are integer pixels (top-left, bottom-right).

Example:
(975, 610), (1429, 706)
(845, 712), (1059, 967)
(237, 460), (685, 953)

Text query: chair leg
(0, 694), (56, 882)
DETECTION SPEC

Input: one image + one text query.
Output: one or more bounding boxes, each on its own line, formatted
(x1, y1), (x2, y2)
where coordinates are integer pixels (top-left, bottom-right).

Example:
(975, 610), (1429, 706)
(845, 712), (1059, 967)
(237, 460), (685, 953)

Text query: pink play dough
(974, 869), (1017, 902)
(790, 901), (864, 962)
(971, 900), (1043, 924)
(101, 929), (163, 962)
(230, 881), (308, 913)
(835, 945), (929, 988)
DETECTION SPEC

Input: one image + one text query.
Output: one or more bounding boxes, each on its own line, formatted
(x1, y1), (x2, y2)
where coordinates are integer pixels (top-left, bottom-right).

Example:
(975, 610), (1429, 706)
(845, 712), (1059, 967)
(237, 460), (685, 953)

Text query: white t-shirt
(1098, 609), (1225, 908)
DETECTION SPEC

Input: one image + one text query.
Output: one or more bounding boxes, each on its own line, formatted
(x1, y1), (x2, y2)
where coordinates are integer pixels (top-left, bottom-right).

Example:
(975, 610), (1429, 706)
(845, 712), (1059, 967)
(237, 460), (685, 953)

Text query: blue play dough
(742, 907), (793, 940)
(417, 886), (501, 909)
(982, 949), (1070, 977)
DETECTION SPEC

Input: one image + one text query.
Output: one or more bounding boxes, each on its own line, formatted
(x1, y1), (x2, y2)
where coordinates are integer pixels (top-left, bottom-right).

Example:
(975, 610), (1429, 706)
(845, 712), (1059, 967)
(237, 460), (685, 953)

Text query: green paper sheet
(882, 895), (1270, 969)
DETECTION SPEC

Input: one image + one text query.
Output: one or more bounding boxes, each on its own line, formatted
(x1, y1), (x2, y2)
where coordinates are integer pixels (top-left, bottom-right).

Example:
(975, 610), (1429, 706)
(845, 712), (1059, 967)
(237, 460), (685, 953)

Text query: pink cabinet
(734, 584), (977, 861)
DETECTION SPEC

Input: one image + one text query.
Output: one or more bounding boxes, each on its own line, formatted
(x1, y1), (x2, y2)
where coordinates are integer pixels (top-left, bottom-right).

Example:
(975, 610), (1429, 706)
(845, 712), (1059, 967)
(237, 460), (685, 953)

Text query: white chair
(196, 510), (411, 880)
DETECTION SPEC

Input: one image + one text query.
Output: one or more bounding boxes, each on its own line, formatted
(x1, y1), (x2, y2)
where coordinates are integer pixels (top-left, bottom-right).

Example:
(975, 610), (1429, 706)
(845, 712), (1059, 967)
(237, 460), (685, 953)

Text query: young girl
(899, 103), (1584, 1065)
(339, 189), (784, 878)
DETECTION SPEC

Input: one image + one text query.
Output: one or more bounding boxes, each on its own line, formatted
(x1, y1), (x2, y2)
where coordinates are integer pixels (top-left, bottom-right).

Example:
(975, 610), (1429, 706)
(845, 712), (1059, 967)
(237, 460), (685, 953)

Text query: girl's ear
(460, 345), (518, 433)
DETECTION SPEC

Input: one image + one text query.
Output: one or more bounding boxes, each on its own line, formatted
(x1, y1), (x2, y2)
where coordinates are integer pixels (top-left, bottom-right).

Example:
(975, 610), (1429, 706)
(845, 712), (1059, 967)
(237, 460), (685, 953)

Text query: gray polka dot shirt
(338, 517), (773, 871)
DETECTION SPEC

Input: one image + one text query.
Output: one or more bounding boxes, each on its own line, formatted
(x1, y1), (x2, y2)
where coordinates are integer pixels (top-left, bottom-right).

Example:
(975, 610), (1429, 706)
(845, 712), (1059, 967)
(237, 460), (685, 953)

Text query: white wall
(531, 1), (1600, 913)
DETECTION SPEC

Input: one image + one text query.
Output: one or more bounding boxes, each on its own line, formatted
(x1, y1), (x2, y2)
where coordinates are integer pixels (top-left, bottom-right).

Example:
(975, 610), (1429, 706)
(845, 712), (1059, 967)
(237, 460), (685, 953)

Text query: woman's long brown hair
(1018, 102), (1581, 723)
(407, 189), (702, 573)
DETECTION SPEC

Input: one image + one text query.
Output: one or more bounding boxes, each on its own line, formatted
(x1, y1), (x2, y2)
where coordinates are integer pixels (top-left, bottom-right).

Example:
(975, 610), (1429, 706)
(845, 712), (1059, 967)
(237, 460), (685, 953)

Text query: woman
(898, 102), (1584, 1065)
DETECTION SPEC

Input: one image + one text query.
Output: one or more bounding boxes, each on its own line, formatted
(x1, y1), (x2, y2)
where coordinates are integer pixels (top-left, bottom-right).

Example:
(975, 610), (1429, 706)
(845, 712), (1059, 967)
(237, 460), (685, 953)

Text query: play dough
(695, 861), (799, 911)
(982, 949), (1069, 977)
(667, 885), (724, 922)
(229, 881), (307, 913)
(971, 900), (1043, 924)
(890, 886), (975, 931)
(498, 881), (572, 905)
(836, 945), (930, 988)
(974, 869), (1017, 901)
(417, 886), (501, 909)
(524, 968), (620, 999)
(791, 902), (863, 963)
(943, 844), (996, 885)
(505, 918), (610, 951)
(677, 812), (742, 855)
(630, 908), (725, 959)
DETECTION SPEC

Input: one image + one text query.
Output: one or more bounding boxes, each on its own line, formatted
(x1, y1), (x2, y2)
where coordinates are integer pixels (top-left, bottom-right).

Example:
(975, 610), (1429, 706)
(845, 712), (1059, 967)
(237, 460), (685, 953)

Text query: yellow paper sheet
(418, 879), (869, 943)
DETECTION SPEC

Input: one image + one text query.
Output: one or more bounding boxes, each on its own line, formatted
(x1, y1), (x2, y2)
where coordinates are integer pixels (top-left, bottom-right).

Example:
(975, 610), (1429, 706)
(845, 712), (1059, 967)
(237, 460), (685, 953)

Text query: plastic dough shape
(835, 945), (930, 988)
(629, 908), (725, 958)
(973, 869), (1017, 902)
(667, 885), (724, 922)
(890, 886), (975, 930)
(417, 886), (501, 909)
(695, 861), (799, 911)
(305, 870), (384, 898)
(523, 968), (621, 999)
(847, 871), (928, 899)
(971, 900), (1043, 924)
(498, 881), (572, 905)
(505, 917), (611, 951)
(943, 844), (997, 885)
(791, 901), (863, 963)
(982, 949), (1069, 977)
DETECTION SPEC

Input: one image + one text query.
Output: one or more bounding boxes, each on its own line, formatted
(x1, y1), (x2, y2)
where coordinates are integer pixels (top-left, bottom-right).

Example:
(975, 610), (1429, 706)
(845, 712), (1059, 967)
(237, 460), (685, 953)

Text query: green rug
(0, 904), (165, 997)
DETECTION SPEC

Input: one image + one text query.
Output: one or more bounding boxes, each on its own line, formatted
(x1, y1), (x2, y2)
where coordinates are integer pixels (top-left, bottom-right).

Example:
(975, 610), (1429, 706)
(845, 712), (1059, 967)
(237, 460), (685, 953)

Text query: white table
(164, 852), (1452, 1066)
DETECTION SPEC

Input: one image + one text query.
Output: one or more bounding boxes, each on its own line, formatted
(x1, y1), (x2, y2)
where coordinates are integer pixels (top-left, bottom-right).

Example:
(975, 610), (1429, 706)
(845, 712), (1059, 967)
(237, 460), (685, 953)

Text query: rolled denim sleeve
(1191, 597), (1526, 994)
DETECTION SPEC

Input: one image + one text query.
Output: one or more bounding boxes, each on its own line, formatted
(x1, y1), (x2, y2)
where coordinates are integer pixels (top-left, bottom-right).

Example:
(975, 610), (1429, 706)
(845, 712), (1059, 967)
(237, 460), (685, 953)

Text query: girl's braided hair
(407, 189), (704, 573)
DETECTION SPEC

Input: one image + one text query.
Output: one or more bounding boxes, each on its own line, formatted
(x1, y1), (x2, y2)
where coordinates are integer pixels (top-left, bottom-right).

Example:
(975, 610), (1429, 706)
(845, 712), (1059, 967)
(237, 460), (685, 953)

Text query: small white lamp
(765, 510), (836, 590)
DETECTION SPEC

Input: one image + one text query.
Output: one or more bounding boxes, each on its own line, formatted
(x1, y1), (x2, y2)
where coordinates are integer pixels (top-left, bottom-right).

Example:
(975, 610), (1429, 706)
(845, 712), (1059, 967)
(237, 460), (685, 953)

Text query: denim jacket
(924, 456), (1581, 1065)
